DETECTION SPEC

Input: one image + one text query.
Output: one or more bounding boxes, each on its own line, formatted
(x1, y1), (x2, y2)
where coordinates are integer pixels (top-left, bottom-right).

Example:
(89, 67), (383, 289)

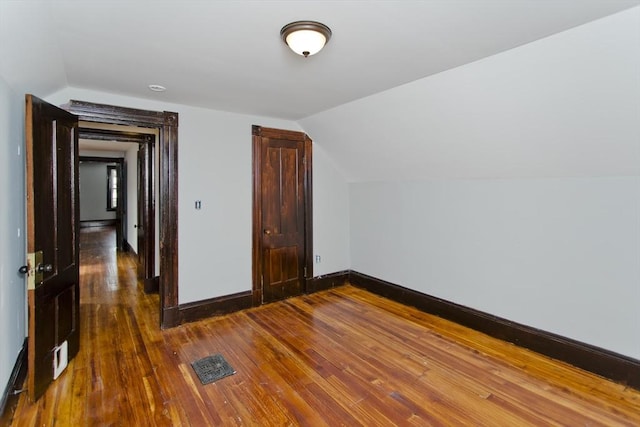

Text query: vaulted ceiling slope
(0, 0), (638, 121)
(301, 6), (640, 181)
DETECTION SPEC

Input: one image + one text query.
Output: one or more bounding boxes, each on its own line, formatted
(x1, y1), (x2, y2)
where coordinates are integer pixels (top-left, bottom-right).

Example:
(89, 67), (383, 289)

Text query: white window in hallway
(107, 165), (118, 211)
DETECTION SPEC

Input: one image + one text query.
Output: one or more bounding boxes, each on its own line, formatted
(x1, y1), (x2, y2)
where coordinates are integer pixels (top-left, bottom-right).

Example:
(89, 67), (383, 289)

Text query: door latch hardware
(37, 263), (53, 273)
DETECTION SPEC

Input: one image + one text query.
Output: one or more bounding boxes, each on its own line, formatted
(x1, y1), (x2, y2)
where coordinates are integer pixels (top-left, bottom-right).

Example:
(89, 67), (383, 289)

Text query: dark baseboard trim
(161, 306), (180, 330)
(348, 270), (640, 390)
(80, 219), (117, 228)
(0, 339), (27, 425)
(176, 271), (351, 326)
(123, 239), (136, 255)
(179, 291), (253, 324)
(144, 276), (159, 294)
(308, 270), (350, 293)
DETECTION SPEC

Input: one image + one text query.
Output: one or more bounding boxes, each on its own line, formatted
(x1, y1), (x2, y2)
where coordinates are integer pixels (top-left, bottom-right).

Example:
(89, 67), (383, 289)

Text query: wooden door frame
(65, 100), (179, 329)
(251, 125), (313, 306)
(78, 128), (156, 291)
(135, 140), (157, 293)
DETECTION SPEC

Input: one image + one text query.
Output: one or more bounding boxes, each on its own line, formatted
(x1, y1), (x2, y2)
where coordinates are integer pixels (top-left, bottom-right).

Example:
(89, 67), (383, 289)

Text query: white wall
(79, 162), (117, 221)
(0, 76), (26, 396)
(175, 104), (301, 303)
(311, 144), (350, 276)
(304, 8), (640, 359)
(46, 87), (350, 303)
(350, 178), (640, 358)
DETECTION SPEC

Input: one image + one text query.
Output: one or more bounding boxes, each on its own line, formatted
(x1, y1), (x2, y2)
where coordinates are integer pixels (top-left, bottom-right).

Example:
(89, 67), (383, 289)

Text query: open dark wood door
(25, 95), (80, 401)
(137, 141), (156, 292)
(253, 126), (312, 305)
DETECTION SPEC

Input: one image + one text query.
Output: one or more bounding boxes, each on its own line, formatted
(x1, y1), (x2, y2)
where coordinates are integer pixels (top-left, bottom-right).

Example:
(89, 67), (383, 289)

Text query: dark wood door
(137, 141), (156, 292)
(253, 126), (313, 304)
(25, 95), (80, 401)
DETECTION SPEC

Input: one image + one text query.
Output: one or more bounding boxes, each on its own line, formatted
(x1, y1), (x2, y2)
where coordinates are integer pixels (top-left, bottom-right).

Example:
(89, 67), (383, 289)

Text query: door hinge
(260, 275), (264, 287)
(304, 266), (307, 278)
(26, 250), (44, 290)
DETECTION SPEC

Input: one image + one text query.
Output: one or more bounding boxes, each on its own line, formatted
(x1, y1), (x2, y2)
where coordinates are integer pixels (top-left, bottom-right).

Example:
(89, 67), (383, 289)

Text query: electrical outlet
(315, 255), (321, 263)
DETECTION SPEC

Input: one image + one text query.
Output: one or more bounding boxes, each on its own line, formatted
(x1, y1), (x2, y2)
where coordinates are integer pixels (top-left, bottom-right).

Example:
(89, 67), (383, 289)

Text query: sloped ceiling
(301, 7), (640, 181)
(1, 0), (637, 120)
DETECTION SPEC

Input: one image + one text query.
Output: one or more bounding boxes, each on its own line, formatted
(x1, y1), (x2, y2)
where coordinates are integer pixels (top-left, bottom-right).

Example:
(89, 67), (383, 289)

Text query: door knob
(264, 229), (271, 235)
(18, 265), (29, 274)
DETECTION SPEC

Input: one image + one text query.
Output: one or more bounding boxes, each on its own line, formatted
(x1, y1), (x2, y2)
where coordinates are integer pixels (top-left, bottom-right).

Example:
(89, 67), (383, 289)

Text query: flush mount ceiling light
(280, 21), (332, 58)
(148, 84), (166, 92)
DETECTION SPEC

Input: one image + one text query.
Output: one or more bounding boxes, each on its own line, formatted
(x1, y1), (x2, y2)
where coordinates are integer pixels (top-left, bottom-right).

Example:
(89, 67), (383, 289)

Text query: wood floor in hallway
(8, 226), (640, 426)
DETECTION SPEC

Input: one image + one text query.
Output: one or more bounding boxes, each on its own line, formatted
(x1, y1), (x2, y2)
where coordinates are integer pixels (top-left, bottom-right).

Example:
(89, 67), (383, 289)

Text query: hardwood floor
(8, 227), (640, 426)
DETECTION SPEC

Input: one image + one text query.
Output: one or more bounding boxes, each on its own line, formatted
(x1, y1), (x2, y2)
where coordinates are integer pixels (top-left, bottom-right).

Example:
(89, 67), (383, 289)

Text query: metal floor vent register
(191, 353), (236, 385)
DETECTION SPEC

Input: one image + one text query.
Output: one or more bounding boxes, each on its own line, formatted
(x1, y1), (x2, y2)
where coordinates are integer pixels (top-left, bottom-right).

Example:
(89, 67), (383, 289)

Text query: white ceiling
(1, 0), (638, 120)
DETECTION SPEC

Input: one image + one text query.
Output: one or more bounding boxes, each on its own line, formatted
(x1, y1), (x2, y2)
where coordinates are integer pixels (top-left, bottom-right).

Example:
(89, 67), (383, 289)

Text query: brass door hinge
(26, 250), (44, 290)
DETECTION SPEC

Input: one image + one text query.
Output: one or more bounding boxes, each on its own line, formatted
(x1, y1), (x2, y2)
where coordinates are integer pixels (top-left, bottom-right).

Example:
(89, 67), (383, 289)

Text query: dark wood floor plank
(7, 226), (640, 426)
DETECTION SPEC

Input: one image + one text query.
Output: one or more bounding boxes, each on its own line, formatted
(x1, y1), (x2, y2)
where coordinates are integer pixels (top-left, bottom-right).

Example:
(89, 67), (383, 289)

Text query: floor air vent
(191, 354), (236, 385)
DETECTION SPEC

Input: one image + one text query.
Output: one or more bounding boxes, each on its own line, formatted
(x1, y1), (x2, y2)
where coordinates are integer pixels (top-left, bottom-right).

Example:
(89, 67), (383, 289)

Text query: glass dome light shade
(281, 21), (332, 57)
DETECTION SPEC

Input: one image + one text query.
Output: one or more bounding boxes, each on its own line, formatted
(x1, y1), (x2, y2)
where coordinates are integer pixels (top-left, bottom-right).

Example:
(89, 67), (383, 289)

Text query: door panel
(253, 126), (312, 305)
(265, 246), (300, 302)
(55, 121), (76, 269)
(263, 145), (302, 235)
(55, 287), (76, 344)
(26, 95), (80, 401)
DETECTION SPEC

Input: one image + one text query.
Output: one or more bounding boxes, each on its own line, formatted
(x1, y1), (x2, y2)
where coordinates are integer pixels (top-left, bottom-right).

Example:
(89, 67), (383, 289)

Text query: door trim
(65, 100), (179, 329)
(136, 140), (157, 293)
(78, 129), (156, 286)
(251, 125), (313, 306)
